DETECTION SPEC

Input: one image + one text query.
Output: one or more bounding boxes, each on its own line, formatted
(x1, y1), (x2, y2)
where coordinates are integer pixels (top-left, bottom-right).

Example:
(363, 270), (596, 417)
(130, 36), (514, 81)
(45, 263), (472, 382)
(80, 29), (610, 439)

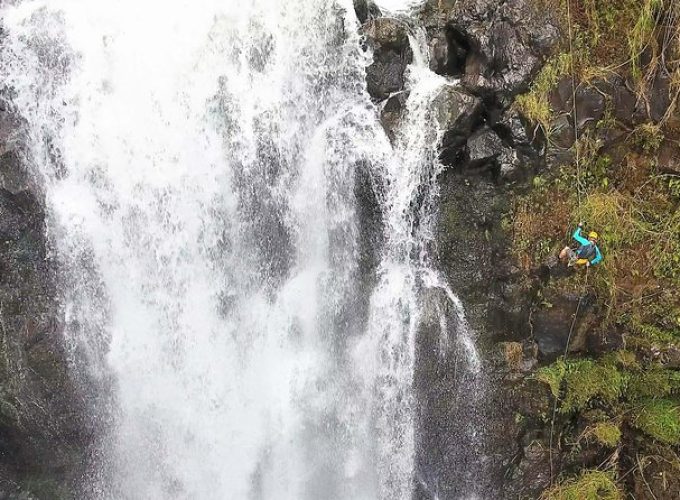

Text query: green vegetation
(541, 470), (622, 500)
(511, 1), (680, 496)
(514, 52), (573, 132)
(535, 358), (623, 413)
(537, 360), (567, 398)
(626, 369), (680, 400)
(512, 0), (680, 340)
(588, 421), (622, 447)
(633, 399), (680, 445)
(561, 359), (623, 412)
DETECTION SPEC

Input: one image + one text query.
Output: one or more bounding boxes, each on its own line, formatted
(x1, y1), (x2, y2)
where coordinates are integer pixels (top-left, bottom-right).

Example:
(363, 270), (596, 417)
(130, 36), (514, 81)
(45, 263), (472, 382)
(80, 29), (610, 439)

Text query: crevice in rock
(441, 25), (470, 77)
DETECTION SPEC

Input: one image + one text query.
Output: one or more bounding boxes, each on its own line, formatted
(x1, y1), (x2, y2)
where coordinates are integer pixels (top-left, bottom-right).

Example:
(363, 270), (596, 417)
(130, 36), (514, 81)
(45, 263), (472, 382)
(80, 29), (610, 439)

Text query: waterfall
(0, 0), (484, 498)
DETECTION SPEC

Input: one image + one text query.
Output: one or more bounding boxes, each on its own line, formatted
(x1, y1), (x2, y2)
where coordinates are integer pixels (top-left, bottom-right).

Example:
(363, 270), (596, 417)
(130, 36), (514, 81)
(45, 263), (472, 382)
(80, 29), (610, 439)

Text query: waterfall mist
(0, 0), (484, 498)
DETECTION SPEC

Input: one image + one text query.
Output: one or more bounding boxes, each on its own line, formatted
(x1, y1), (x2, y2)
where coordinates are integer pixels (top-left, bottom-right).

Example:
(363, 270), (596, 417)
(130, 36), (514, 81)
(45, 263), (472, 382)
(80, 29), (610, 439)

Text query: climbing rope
(548, 1), (589, 483)
(566, 0), (584, 207)
(548, 268), (590, 484)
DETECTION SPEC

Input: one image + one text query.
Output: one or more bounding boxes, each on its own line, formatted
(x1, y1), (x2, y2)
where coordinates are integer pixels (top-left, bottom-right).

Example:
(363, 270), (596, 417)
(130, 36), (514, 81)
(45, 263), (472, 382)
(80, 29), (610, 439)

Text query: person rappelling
(559, 222), (603, 268)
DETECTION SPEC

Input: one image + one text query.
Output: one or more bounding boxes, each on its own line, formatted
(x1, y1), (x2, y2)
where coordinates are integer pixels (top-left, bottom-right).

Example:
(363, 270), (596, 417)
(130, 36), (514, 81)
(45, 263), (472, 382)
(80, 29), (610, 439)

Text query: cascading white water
(0, 0), (483, 498)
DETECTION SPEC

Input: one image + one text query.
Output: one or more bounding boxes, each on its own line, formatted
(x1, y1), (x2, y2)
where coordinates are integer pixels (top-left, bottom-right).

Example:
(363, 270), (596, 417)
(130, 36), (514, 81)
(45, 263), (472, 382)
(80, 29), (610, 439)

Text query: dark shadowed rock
(379, 91), (408, 142)
(609, 78), (648, 126)
(497, 109), (534, 149)
(428, 25), (471, 77)
(352, 0), (381, 24)
(362, 17), (413, 101)
(574, 85), (606, 131)
(467, 126), (504, 168)
(549, 114), (576, 150)
(648, 72), (672, 122)
(531, 290), (598, 361)
(550, 78), (606, 132)
(432, 86), (482, 164)
(658, 138), (680, 174)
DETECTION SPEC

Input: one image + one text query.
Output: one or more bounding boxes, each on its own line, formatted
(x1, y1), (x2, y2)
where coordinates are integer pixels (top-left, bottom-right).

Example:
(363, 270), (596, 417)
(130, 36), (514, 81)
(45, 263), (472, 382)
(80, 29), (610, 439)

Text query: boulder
(549, 78), (606, 132)
(574, 85), (606, 131)
(432, 86), (482, 163)
(496, 109), (534, 149)
(379, 91), (408, 142)
(466, 126), (505, 169)
(531, 291), (598, 361)
(609, 78), (648, 126)
(362, 17), (413, 101)
(548, 114), (575, 150)
(648, 71), (672, 122)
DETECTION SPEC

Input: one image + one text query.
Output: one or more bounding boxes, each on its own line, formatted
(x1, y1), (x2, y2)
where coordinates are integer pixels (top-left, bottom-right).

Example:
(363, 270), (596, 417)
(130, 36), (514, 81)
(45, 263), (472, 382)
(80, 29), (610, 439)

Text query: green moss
(542, 470), (622, 500)
(536, 358), (624, 412)
(561, 360), (623, 413)
(632, 399), (680, 445)
(653, 209), (680, 285)
(590, 421), (622, 447)
(625, 369), (680, 400)
(607, 350), (640, 370)
(536, 360), (567, 398)
(513, 52), (572, 132)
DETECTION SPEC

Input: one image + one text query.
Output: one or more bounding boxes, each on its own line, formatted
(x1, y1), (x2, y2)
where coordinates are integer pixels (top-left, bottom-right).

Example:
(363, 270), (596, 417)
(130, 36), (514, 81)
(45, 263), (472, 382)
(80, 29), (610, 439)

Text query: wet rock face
(432, 86), (482, 162)
(362, 17), (413, 101)
(423, 0), (561, 106)
(358, 0), (549, 182)
(352, 0), (381, 24)
(0, 105), (89, 498)
(379, 90), (408, 141)
(531, 291), (598, 362)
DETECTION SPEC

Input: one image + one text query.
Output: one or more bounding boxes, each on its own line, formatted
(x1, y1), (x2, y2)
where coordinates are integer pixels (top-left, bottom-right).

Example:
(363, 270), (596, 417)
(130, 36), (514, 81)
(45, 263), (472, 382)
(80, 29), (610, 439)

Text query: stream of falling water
(0, 0), (482, 498)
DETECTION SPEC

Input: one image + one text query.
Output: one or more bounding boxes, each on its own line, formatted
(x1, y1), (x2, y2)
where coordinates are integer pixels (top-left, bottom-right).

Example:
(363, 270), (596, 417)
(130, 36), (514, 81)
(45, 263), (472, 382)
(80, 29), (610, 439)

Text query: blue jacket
(572, 227), (602, 265)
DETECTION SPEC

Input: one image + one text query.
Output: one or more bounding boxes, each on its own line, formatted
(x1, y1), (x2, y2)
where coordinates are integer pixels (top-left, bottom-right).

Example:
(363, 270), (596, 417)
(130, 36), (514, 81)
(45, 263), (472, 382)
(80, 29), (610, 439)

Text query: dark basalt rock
(531, 290), (598, 362)
(352, 0), (381, 24)
(549, 78), (606, 133)
(496, 109), (534, 149)
(362, 17), (413, 101)
(466, 126), (505, 169)
(0, 106), (90, 498)
(422, 0), (561, 107)
(379, 91), (408, 142)
(432, 86), (482, 164)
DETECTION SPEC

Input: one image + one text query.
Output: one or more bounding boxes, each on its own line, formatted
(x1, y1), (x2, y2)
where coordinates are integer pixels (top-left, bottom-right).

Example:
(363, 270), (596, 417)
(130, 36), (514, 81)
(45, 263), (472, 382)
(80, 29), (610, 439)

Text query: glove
(578, 222), (584, 228)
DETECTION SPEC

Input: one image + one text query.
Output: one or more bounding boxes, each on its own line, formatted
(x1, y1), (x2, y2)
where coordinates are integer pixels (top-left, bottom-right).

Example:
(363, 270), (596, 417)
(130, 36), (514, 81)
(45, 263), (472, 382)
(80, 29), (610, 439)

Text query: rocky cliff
(0, 0), (678, 498)
(0, 99), (92, 497)
(358, 0), (680, 498)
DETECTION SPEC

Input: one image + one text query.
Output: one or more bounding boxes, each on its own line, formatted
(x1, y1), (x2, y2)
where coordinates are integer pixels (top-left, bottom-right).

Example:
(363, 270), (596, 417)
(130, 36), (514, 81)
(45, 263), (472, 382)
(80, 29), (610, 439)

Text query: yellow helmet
(588, 231), (599, 240)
